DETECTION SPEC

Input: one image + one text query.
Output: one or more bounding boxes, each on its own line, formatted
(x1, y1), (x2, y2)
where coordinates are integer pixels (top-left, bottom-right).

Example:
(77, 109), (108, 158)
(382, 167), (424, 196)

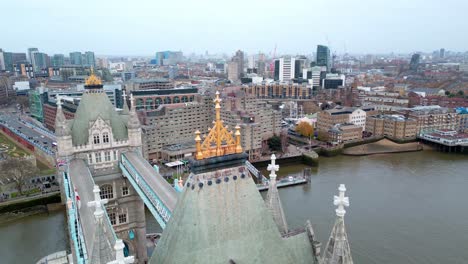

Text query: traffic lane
(0, 117), (56, 150)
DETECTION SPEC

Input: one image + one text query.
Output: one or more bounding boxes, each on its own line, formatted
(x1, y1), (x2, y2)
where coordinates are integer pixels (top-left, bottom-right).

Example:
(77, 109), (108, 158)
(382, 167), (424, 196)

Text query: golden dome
(85, 68), (102, 86)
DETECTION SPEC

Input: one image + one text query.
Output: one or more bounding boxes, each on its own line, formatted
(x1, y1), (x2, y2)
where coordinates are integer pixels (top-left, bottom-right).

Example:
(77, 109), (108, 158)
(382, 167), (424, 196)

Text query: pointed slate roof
(322, 184), (354, 264)
(71, 91), (128, 146)
(150, 156), (317, 264)
(265, 154), (288, 234)
(55, 96), (71, 137)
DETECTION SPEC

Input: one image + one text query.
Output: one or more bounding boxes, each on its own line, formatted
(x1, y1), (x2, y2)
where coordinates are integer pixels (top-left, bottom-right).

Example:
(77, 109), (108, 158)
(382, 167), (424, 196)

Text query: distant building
(227, 61), (239, 82)
(0, 50), (27, 71)
(69, 51), (83, 65)
(243, 83), (312, 99)
(233, 50), (244, 78)
(0, 76), (14, 104)
(409, 54), (420, 71)
(439, 48), (445, 59)
(83, 51), (95, 67)
(316, 45), (331, 72)
(154, 51), (183, 66)
(32, 52), (49, 72)
(322, 73), (345, 89)
(274, 56), (296, 82)
(125, 78), (173, 91)
(27, 48), (38, 64)
(52, 54), (65, 67)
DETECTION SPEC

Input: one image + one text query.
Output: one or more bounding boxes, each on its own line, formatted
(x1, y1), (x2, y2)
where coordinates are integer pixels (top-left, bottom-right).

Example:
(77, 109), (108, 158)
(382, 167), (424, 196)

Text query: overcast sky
(2, 0), (467, 56)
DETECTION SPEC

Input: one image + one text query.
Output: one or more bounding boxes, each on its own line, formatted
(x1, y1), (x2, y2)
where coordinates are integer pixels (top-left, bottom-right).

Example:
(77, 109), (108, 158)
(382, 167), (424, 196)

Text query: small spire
(87, 185), (108, 219)
(334, 184), (349, 217)
(107, 239), (135, 264)
(56, 95), (63, 109)
(267, 154), (279, 180)
(265, 153), (288, 234)
(121, 90), (129, 114)
(129, 93), (135, 110)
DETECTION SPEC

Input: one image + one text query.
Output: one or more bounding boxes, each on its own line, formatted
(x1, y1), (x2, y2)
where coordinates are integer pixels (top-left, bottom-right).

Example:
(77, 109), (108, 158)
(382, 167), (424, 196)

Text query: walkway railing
(120, 153), (175, 229)
(63, 170), (88, 264)
(245, 160), (267, 183)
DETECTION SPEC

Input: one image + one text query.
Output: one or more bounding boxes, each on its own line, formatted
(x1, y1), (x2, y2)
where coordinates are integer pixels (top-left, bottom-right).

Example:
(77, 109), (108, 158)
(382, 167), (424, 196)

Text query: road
(0, 113), (56, 155)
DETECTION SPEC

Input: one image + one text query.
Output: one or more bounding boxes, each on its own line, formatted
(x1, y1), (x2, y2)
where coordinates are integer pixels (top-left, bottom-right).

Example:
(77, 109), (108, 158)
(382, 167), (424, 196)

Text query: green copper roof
(71, 91), (128, 146)
(150, 164), (316, 264)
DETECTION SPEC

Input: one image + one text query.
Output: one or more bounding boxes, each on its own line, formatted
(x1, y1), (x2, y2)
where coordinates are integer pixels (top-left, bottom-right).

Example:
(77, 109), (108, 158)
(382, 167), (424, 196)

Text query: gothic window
(87, 153), (93, 164)
(113, 150), (118, 160)
(100, 184), (113, 199)
(103, 132), (109, 143)
(108, 212), (116, 225)
(104, 151), (111, 162)
(122, 186), (129, 196)
(95, 152), (102, 163)
(93, 134), (100, 144)
(118, 213), (127, 224)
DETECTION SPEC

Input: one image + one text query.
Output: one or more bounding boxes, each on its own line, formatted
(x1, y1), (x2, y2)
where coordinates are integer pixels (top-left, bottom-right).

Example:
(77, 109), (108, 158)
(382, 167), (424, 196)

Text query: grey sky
(2, 0), (467, 56)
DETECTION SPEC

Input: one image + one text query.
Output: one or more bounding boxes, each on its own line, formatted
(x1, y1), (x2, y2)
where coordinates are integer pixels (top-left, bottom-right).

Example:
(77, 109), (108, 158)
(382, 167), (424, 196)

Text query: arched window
(155, 97), (162, 106)
(100, 184), (113, 199)
(93, 134), (100, 144)
(136, 98), (144, 110)
(173, 96), (180, 103)
(181, 96), (188, 103)
(145, 98), (153, 110)
(164, 97), (172, 104)
(103, 132), (109, 143)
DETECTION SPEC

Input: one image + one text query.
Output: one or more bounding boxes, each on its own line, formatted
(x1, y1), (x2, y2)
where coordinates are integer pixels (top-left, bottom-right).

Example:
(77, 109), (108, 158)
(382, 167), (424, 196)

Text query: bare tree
(0, 158), (38, 195)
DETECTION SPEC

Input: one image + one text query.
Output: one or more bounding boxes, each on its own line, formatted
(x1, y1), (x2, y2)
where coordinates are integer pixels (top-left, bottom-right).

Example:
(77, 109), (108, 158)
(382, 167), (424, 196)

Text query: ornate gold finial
(194, 90), (242, 160)
(85, 67), (102, 86)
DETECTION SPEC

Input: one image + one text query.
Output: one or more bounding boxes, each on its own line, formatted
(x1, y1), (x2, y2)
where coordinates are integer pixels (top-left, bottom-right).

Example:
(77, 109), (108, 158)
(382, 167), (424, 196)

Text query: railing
(245, 160), (267, 183)
(63, 171), (88, 264)
(120, 156), (172, 229)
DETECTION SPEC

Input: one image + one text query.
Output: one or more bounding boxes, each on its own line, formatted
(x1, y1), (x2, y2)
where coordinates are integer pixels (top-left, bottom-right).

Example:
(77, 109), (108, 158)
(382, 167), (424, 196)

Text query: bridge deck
(122, 152), (177, 212)
(68, 159), (116, 262)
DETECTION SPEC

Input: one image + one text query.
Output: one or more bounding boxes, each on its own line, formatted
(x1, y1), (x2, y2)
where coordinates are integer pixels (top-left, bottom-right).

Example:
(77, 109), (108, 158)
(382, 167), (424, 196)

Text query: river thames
(1, 149), (467, 263)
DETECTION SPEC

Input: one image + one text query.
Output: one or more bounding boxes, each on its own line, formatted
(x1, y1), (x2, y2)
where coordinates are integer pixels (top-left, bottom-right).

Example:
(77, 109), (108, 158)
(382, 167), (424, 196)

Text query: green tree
(0, 158), (38, 195)
(457, 90), (464, 97)
(445, 90), (450, 96)
(267, 136), (282, 152)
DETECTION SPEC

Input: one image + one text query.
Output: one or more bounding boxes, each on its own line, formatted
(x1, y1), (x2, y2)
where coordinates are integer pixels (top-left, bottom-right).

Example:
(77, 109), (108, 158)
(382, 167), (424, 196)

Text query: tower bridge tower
(56, 71), (147, 263)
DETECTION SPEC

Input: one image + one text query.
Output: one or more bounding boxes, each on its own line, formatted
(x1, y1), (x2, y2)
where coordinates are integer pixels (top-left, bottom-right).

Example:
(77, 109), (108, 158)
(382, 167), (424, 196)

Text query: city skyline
(2, 0), (467, 56)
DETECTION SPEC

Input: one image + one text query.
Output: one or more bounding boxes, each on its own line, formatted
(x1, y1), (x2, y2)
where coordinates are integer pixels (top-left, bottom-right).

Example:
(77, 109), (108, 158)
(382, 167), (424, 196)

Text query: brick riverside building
(328, 123), (362, 144)
(131, 88), (198, 111)
(396, 106), (458, 134)
(365, 115), (418, 140)
(317, 106), (378, 132)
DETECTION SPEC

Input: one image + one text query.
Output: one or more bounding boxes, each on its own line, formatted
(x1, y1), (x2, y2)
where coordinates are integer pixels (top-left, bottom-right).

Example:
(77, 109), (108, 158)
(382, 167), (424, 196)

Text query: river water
(1, 150), (467, 263)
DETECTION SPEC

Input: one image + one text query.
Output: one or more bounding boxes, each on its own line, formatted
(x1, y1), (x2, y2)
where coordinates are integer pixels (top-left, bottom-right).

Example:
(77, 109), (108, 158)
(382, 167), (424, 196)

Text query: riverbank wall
(342, 139), (422, 156)
(251, 152), (319, 167)
(0, 192), (62, 224)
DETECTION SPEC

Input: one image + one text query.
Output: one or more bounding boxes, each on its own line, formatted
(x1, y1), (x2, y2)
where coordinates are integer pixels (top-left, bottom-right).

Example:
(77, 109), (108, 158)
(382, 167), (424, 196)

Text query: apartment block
(242, 83), (312, 99)
(366, 115), (418, 140)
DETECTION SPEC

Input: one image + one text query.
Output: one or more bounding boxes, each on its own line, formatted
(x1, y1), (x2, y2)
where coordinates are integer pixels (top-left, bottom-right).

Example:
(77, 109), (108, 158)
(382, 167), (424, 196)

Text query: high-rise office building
(69, 51), (83, 65)
(228, 61), (240, 82)
(27, 48), (38, 64)
(32, 52), (49, 72)
(274, 56), (295, 82)
(84, 51), (95, 67)
(294, 57), (307, 79)
(52, 54), (65, 67)
(0, 50), (27, 71)
(440, 48), (445, 59)
(154, 51), (183, 66)
(410, 53), (421, 71)
(233, 50), (244, 78)
(316, 45), (331, 72)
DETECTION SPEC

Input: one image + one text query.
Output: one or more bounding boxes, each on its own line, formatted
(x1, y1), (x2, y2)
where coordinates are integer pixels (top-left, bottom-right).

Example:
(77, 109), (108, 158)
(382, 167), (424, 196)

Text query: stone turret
(322, 184), (354, 264)
(127, 93), (142, 149)
(55, 96), (73, 157)
(265, 154), (288, 234)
